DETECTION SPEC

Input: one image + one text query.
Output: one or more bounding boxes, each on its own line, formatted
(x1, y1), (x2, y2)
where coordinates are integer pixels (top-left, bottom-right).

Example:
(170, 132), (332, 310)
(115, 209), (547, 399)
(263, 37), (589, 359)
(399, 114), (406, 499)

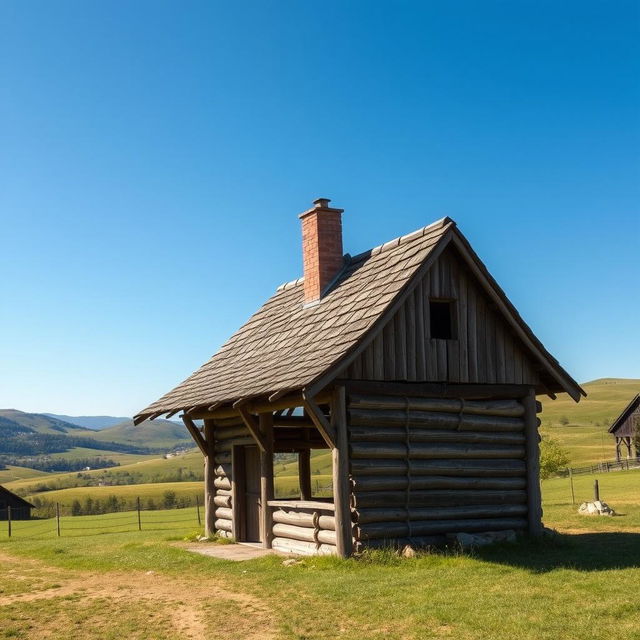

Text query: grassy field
(0, 465), (49, 483)
(539, 377), (640, 466)
(0, 473), (639, 640)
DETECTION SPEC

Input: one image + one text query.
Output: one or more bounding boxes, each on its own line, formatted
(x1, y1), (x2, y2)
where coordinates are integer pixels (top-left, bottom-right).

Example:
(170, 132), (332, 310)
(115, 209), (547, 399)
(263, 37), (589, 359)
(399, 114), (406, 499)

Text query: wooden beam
(331, 385), (353, 558)
(203, 419), (216, 538)
(302, 392), (336, 449)
(235, 403), (267, 452)
(181, 414), (207, 456)
(343, 380), (531, 400)
(268, 389), (290, 403)
(189, 391), (331, 420)
(259, 413), (274, 549)
(298, 449), (312, 500)
(272, 416), (315, 428)
(523, 389), (543, 537)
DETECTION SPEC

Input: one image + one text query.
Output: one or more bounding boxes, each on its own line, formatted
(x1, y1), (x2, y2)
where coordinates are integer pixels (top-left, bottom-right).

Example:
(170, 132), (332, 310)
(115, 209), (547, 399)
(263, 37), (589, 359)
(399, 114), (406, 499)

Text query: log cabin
(0, 484), (33, 520)
(609, 394), (640, 461)
(135, 198), (585, 556)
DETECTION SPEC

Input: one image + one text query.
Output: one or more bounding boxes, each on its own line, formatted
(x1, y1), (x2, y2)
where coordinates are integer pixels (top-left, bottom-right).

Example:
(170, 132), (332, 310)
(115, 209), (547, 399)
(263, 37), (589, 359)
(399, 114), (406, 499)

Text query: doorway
(234, 445), (261, 543)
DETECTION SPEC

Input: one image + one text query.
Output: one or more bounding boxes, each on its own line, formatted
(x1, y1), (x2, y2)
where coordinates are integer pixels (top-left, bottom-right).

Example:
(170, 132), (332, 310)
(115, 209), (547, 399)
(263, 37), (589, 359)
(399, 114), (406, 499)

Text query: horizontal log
(345, 381), (530, 400)
(351, 475), (527, 492)
(272, 523), (337, 545)
(215, 507), (233, 520)
(214, 464), (232, 477)
(213, 416), (244, 428)
(349, 427), (525, 445)
(351, 489), (527, 509)
(216, 437), (256, 452)
(214, 476), (231, 491)
(272, 509), (336, 531)
(350, 458), (526, 477)
(215, 489), (232, 497)
(349, 394), (525, 417)
(267, 500), (335, 511)
(350, 409), (525, 432)
(216, 530), (234, 539)
(213, 495), (232, 508)
(350, 442), (525, 460)
(356, 535), (446, 550)
(356, 517), (527, 540)
(353, 504), (528, 525)
(215, 425), (249, 441)
(214, 453), (231, 465)
(214, 518), (233, 532)
(272, 537), (336, 556)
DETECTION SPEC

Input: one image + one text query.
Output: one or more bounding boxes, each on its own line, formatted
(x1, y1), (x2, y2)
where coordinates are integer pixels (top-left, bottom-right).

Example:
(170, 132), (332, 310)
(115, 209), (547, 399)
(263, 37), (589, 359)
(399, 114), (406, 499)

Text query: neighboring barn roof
(135, 217), (584, 424)
(0, 485), (34, 509)
(608, 394), (640, 434)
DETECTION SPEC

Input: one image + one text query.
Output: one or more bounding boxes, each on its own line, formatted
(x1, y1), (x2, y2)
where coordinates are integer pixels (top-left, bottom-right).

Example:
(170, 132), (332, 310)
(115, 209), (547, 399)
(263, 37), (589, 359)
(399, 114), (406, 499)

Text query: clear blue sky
(1, 1), (638, 416)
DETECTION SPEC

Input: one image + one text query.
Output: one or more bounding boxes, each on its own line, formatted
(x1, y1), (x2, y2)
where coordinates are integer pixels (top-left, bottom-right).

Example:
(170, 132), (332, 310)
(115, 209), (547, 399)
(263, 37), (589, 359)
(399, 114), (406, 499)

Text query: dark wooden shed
(135, 198), (584, 556)
(609, 394), (640, 461)
(0, 485), (33, 520)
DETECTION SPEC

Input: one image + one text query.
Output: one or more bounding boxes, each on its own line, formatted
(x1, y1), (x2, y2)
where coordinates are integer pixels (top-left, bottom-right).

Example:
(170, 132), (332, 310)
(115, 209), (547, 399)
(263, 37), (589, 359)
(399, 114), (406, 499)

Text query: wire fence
(0, 497), (203, 540)
(558, 458), (640, 477)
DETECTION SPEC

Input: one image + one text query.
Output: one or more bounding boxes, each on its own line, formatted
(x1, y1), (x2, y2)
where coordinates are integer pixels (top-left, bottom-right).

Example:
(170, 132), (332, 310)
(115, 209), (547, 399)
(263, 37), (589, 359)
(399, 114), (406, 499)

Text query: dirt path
(0, 550), (276, 639)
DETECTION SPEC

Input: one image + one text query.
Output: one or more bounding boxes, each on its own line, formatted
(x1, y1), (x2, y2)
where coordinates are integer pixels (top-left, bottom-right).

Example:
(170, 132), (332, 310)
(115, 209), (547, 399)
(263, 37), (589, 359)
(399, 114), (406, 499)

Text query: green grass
(44, 447), (159, 464)
(1, 478), (639, 640)
(0, 466), (49, 483)
(24, 481), (204, 508)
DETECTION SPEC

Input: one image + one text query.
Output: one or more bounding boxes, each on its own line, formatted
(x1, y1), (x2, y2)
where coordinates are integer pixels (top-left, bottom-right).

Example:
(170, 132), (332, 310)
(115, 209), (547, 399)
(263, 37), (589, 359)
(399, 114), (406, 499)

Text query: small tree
(539, 435), (570, 479)
(163, 490), (177, 509)
(71, 499), (82, 516)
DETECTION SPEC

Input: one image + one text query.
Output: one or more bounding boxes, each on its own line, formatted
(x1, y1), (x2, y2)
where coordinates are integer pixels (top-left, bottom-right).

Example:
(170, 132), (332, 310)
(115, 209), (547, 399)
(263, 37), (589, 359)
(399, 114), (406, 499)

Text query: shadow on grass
(476, 532), (640, 573)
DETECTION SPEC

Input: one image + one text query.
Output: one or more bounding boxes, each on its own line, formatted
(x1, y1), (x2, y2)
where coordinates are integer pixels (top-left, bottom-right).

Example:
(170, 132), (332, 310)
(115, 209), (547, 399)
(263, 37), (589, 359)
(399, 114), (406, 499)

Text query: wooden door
(243, 446), (261, 542)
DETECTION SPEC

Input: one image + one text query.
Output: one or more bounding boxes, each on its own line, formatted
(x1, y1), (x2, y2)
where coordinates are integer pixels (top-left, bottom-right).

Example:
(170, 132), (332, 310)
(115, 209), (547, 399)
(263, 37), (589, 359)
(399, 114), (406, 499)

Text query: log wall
(345, 245), (540, 386)
(347, 389), (532, 549)
(270, 502), (337, 555)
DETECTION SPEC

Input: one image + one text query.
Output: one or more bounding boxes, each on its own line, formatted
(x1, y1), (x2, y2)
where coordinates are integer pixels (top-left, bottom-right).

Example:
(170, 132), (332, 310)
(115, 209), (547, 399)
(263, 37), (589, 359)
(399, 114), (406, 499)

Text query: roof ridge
(349, 216), (455, 264)
(275, 216), (455, 292)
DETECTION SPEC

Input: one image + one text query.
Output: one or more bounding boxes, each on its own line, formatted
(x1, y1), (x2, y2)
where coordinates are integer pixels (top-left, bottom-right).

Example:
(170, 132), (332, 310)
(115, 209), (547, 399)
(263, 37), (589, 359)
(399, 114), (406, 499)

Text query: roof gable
(609, 394), (640, 434)
(135, 217), (583, 423)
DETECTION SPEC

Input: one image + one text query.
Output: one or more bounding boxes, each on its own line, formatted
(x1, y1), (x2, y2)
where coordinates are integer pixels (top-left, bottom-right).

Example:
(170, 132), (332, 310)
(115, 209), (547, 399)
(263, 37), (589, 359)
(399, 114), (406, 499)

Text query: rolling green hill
(539, 378), (640, 466)
(89, 419), (192, 449)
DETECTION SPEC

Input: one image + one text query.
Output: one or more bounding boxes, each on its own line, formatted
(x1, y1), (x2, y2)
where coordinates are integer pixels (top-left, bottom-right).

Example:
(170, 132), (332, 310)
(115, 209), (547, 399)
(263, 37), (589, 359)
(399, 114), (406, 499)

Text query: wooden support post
(593, 479), (600, 502)
(7, 506), (11, 539)
(235, 403), (267, 452)
(181, 414), (207, 456)
(259, 413), (274, 549)
(523, 389), (543, 537)
(196, 495), (201, 526)
(331, 385), (353, 558)
(303, 392), (337, 449)
(298, 449), (312, 500)
(569, 468), (575, 506)
(204, 419), (216, 538)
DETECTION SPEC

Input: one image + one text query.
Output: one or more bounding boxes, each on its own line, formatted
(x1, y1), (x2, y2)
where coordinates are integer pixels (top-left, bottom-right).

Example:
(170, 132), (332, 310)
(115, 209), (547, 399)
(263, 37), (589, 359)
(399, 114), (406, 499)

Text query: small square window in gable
(429, 299), (457, 340)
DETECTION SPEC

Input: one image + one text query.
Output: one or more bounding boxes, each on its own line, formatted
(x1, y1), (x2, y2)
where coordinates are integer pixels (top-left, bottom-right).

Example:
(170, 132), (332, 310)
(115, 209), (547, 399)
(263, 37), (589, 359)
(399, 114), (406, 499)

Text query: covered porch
(181, 386), (352, 557)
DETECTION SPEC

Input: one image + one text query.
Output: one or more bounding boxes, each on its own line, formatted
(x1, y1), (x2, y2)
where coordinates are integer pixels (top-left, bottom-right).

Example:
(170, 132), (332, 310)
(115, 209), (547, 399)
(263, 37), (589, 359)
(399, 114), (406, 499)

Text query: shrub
(539, 436), (570, 479)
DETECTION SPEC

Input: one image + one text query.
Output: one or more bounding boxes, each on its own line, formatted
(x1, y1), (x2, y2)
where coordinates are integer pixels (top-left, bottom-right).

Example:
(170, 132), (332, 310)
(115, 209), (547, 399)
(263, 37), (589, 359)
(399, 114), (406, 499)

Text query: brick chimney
(299, 197), (345, 304)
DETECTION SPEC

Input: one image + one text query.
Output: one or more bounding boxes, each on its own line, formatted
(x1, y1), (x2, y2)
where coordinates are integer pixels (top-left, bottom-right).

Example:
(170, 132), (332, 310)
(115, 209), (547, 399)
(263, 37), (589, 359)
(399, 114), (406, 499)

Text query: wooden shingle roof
(135, 216), (583, 424)
(608, 394), (640, 434)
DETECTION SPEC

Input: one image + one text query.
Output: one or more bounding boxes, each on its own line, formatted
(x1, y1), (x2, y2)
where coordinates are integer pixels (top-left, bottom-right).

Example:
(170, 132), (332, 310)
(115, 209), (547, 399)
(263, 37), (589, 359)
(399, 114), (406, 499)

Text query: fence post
(196, 495), (201, 526)
(594, 479), (600, 502)
(7, 506), (11, 539)
(56, 503), (61, 537)
(569, 468), (575, 506)
(137, 497), (142, 531)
